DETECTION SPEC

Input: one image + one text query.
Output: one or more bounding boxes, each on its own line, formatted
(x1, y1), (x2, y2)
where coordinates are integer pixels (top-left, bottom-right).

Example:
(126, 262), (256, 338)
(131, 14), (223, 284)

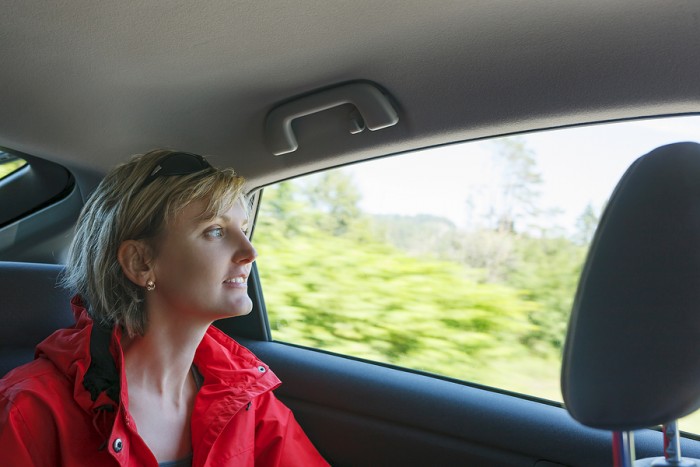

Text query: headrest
(562, 142), (700, 430)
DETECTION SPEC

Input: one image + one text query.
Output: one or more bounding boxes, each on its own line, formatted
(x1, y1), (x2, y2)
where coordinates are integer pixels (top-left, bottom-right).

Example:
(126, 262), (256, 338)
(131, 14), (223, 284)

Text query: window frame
(244, 180), (570, 408)
(0, 148), (74, 228)
(242, 117), (700, 418)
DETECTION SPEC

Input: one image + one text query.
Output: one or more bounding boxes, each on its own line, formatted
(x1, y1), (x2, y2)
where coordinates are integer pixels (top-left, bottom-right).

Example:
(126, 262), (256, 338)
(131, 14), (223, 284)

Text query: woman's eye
(205, 227), (224, 238)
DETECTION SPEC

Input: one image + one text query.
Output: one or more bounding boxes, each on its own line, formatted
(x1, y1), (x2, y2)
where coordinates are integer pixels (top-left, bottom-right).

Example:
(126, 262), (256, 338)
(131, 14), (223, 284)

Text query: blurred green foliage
(257, 224), (537, 381)
(0, 158), (26, 179)
(254, 168), (590, 400)
(251, 150), (700, 433)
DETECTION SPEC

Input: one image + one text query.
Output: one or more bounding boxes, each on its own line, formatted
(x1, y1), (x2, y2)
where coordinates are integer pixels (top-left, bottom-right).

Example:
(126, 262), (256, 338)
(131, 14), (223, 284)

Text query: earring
(146, 280), (156, 291)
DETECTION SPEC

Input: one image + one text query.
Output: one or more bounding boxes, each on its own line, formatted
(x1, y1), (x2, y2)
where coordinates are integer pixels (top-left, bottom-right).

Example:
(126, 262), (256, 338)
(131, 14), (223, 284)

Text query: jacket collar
(82, 319), (121, 405)
(35, 295), (281, 416)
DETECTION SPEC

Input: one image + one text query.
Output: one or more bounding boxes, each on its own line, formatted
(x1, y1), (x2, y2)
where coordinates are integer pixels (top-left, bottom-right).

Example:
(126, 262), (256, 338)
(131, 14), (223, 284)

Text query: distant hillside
(370, 213), (457, 259)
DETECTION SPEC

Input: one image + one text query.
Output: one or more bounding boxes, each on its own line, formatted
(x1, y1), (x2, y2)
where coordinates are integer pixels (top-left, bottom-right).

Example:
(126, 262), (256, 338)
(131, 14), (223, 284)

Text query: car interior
(2, 1), (700, 466)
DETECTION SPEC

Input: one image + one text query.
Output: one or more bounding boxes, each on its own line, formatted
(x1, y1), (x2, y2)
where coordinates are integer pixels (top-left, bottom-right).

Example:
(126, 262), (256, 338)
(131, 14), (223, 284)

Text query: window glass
(0, 152), (27, 180)
(253, 115), (700, 430)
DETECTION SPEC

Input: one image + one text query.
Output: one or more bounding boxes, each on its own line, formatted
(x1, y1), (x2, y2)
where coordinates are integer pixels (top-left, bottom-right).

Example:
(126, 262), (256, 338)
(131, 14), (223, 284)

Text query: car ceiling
(1, 0), (699, 193)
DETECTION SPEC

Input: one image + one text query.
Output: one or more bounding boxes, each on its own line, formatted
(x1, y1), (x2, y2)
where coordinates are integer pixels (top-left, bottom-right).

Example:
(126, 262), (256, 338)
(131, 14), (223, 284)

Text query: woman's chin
(221, 301), (253, 319)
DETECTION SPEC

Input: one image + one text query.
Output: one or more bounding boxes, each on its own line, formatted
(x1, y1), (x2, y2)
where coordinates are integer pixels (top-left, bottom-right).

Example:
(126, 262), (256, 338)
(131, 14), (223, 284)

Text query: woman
(0, 150), (329, 466)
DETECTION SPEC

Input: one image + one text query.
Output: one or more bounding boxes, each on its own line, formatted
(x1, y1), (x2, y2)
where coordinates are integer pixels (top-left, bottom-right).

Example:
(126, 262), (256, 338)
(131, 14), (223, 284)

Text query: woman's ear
(117, 240), (154, 287)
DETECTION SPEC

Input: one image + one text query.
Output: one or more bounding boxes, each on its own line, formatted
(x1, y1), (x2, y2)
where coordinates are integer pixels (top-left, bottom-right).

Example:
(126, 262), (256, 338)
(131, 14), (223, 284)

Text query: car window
(0, 151), (74, 245)
(253, 115), (700, 427)
(0, 152), (27, 180)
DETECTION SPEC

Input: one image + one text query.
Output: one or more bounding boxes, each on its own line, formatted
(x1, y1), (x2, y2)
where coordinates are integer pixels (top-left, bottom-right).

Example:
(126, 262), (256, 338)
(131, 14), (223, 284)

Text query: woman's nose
(234, 236), (258, 264)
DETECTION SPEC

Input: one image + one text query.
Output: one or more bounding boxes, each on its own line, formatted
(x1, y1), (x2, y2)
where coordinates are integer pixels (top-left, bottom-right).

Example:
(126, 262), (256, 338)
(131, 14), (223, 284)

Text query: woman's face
(148, 198), (257, 322)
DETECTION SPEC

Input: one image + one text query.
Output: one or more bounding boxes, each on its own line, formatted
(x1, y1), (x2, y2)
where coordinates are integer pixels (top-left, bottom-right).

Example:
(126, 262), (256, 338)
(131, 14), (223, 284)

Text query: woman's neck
(122, 311), (209, 400)
(121, 310), (210, 462)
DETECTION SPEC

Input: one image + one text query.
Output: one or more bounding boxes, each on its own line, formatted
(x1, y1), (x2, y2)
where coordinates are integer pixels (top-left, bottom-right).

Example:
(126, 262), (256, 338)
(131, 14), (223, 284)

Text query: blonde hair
(61, 149), (246, 337)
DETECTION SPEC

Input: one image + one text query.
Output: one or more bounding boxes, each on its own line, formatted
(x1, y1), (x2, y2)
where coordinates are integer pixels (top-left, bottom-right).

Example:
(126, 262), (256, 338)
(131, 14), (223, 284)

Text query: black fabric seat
(0, 261), (73, 377)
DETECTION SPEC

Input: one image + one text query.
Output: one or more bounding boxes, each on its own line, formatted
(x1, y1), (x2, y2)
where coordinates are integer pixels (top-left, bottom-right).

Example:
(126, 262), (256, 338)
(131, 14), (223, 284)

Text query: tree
(257, 181), (307, 236)
(489, 138), (544, 234)
(301, 171), (362, 235)
(573, 202), (600, 246)
(506, 235), (587, 352)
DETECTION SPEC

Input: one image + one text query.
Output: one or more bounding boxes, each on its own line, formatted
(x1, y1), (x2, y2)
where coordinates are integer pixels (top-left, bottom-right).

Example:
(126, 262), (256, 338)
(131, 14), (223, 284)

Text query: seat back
(0, 261), (73, 377)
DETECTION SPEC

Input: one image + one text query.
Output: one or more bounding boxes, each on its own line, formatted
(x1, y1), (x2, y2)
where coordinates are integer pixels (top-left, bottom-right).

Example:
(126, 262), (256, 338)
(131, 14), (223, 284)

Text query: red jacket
(0, 297), (329, 466)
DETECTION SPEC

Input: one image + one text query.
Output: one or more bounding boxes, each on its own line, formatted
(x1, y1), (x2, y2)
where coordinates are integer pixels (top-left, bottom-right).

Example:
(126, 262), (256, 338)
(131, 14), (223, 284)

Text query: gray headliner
(1, 0), (699, 193)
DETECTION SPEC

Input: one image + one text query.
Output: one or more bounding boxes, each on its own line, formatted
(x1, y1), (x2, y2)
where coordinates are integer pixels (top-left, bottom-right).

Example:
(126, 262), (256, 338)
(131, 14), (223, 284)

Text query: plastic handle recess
(265, 82), (399, 156)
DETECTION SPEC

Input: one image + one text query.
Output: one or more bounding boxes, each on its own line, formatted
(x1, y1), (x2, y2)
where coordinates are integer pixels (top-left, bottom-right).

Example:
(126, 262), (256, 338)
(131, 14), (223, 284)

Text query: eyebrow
(212, 214), (250, 226)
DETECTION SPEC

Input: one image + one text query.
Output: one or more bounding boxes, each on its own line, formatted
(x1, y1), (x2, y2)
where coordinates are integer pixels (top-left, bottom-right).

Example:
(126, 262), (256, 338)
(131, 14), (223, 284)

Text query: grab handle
(265, 82), (399, 156)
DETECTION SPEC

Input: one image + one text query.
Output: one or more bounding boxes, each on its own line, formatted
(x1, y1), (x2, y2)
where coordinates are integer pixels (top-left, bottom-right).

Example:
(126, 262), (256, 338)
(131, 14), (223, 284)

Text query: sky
(340, 115), (700, 236)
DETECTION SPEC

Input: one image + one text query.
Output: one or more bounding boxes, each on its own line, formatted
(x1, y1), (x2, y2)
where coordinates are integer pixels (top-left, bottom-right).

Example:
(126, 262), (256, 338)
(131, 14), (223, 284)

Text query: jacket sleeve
(0, 393), (45, 467)
(254, 391), (330, 466)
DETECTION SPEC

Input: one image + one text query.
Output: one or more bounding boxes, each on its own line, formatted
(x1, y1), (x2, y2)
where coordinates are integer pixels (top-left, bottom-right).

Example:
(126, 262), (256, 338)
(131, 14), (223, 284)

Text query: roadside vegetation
(254, 137), (700, 432)
(254, 138), (594, 401)
(0, 156), (26, 179)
